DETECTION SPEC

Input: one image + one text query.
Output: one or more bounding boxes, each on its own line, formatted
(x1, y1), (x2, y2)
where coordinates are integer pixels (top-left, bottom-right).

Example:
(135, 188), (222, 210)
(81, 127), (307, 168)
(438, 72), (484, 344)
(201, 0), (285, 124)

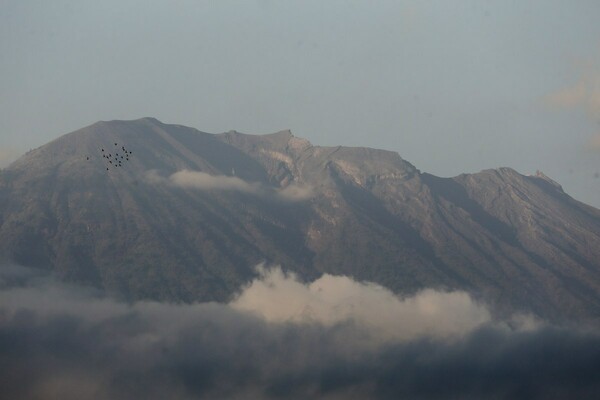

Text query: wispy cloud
(544, 64), (600, 154)
(147, 169), (314, 201)
(2, 264), (598, 399)
(544, 67), (600, 120)
(545, 79), (587, 109)
(171, 169), (261, 193)
(274, 184), (314, 202)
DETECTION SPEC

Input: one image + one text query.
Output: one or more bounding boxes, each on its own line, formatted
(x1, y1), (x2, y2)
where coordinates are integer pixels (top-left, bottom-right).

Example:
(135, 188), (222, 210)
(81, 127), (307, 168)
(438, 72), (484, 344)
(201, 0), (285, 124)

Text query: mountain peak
(531, 169), (564, 192)
(265, 128), (293, 137)
(107, 116), (162, 123)
(138, 116), (161, 123)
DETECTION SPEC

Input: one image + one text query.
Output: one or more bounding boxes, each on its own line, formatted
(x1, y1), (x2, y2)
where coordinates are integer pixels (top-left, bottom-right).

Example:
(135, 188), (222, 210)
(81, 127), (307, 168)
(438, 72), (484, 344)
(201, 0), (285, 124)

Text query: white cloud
(170, 169), (260, 193)
(147, 169), (313, 202)
(231, 265), (492, 344)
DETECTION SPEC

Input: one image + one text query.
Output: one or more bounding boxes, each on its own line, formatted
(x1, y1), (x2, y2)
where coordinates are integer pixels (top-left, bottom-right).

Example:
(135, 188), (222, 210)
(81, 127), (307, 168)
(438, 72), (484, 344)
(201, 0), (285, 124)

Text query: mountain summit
(1, 118), (599, 322)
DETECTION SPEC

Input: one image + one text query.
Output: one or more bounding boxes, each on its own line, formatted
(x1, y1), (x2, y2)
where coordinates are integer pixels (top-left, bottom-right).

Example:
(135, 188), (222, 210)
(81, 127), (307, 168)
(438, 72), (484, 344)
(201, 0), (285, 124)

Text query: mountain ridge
(1, 117), (599, 323)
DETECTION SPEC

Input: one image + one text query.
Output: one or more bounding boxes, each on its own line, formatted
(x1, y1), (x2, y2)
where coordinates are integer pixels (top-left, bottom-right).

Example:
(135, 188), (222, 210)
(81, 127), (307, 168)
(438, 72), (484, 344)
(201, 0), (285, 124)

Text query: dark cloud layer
(1, 265), (600, 400)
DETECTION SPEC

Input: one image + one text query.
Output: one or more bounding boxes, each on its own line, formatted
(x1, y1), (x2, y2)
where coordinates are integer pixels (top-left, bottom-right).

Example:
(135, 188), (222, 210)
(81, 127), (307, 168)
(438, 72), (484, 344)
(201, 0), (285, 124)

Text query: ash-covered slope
(0, 118), (317, 301)
(1, 118), (599, 322)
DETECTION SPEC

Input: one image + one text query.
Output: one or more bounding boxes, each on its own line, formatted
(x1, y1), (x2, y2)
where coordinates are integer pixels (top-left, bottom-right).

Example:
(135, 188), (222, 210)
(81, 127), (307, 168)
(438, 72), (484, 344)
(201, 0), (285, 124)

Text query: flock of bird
(100, 142), (132, 171)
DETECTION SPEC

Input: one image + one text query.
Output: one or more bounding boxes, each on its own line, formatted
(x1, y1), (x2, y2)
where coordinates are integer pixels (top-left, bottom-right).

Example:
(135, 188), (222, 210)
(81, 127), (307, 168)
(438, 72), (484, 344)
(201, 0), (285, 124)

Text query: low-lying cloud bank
(147, 169), (313, 201)
(232, 266), (496, 345)
(1, 265), (599, 400)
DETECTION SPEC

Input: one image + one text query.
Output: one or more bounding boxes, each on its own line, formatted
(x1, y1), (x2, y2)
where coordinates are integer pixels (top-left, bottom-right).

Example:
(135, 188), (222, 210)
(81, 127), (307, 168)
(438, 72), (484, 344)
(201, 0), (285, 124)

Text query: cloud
(544, 65), (600, 154)
(1, 265), (599, 400)
(147, 169), (313, 201)
(232, 266), (493, 345)
(170, 169), (261, 193)
(274, 183), (314, 201)
(544, 68), (600, 120)
(545, 80), (587, 109)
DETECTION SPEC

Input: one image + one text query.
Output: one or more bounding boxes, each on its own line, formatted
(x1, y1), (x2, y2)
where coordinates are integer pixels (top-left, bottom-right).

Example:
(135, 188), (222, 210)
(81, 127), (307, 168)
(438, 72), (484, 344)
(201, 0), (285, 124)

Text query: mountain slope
(1, 118), (599, 321)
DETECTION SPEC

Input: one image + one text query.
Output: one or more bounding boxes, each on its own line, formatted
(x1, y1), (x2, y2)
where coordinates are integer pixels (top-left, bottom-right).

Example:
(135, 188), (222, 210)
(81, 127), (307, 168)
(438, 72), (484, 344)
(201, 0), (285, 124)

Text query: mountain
(1, 117), (600, 322)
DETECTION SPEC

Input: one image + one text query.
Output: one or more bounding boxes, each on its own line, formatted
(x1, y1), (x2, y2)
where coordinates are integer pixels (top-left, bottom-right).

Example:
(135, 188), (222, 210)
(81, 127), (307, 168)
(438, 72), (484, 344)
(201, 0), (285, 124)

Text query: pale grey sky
(2, 1), (600, 206)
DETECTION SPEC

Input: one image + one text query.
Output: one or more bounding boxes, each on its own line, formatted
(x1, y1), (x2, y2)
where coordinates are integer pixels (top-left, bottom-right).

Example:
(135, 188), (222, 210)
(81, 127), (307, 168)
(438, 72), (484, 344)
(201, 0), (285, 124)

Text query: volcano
(1, 117), (599, 322)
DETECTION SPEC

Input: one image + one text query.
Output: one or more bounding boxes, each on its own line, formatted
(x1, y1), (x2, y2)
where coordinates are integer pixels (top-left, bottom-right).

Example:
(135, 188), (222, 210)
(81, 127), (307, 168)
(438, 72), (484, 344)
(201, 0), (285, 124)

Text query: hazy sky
(2, 1), (600, 206)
